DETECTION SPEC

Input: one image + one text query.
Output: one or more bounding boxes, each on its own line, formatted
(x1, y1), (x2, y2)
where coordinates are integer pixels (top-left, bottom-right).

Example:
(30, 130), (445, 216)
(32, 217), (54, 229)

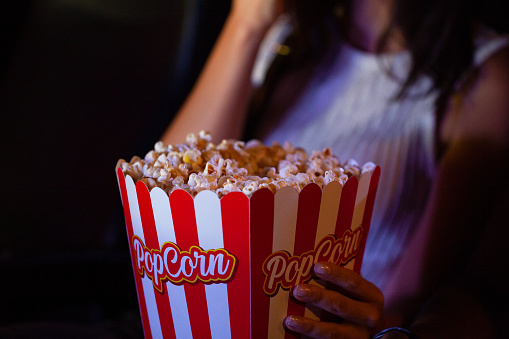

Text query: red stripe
(250, 188), (275, 339)
(169, 189), (212, 339)
(321, 177), (359, 323)
(353, 166), (381, 273)
(116, 169), (153, 339)
(136, 182), (176, 339)
(221, 192), (251, 339)
(285, 184), (322, 339)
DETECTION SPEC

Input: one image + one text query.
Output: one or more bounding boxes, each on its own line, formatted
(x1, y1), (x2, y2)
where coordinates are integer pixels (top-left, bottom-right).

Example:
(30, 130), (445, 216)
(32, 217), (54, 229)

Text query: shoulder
(472, 26), (509, 67)
(440, 45), (509, 148)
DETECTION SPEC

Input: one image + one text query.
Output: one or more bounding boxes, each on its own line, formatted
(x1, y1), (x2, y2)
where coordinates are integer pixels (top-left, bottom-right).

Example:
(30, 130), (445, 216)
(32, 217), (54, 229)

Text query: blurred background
(1, 0), (508, 337)
(0, 0), (229, 336)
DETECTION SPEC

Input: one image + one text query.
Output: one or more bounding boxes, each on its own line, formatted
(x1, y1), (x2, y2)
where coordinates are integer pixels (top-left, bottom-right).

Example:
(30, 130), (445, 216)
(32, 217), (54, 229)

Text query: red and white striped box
(116, 165), (380, 339)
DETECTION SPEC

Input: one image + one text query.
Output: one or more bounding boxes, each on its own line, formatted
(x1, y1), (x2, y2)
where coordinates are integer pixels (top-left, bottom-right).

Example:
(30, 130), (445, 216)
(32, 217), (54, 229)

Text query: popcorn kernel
(120, 131), (371, 197)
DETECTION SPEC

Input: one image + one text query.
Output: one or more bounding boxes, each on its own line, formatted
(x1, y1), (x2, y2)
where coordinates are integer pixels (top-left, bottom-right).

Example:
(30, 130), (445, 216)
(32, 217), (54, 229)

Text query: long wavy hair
(285, 0), (477, 99)
(247, 0), (504, 152)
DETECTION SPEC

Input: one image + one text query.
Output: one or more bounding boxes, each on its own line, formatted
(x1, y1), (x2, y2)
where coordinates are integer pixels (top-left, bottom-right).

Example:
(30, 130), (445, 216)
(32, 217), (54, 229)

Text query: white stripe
(346, 172), (372, 270)
(345, 173), (372, 270)
(268, 186), (300, 339)
(350, 172), (371, 231)
(194, 191), (225, 249)
(125, 176), (163, 339)
(304, 182), (344, 321)
(195, 191), (232, 339)
(316, 181), (344, 241)
(150, 187), (177, 245)
(205, 284), (231, 339)
(151, 188), (193, 339)
(142, 278), (164, 339)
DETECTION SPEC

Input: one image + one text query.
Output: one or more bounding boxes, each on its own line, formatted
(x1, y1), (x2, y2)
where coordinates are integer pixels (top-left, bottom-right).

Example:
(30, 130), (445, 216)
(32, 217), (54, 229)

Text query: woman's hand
(230, 0), (284, 33)
(285, 262), (385, 339)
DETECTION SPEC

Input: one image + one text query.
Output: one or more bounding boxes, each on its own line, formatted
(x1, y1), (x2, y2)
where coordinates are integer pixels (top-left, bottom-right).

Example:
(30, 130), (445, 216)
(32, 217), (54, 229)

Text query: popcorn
(119, 131), (370, 197)
(116, 132), (381, 339)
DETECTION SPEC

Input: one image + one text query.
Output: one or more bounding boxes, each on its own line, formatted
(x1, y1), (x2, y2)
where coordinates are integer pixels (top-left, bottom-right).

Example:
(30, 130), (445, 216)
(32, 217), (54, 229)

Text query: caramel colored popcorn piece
(119, 131), (371, 197)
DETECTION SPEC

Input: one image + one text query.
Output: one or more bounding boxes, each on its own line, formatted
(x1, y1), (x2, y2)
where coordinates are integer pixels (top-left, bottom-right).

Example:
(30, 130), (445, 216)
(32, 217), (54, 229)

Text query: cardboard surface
(116, 166), (380, 339)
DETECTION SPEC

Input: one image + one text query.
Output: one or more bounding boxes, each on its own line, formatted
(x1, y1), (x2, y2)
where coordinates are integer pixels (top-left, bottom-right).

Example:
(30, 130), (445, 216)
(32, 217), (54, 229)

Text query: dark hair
(391, 0), (474, 102)
(283, 0), (346, 63)
(246, 0), (494, 151)
(284, 0), (478, 102)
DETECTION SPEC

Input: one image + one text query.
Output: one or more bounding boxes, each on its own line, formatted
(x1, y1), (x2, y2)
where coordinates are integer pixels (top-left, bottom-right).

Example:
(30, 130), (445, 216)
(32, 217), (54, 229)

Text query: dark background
(0, 0), (229, 336)
(1, 0), (507, 337)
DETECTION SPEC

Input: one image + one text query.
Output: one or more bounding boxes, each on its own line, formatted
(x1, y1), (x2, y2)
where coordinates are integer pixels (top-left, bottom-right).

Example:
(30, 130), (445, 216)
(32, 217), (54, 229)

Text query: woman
(162, 0), (509, 337)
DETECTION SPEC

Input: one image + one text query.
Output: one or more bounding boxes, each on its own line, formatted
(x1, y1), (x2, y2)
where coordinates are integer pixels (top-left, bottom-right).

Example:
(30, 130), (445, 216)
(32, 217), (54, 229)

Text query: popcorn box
(116, 165), (380, 339)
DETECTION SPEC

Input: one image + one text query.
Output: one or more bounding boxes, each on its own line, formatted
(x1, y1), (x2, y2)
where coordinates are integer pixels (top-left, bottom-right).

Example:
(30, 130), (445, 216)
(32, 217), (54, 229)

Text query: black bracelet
(372, 327), (420, 339)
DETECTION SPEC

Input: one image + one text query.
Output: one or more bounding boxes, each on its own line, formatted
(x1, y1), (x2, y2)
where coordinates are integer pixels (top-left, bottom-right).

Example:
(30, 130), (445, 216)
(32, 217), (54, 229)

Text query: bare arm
(161, 0), (283, 145)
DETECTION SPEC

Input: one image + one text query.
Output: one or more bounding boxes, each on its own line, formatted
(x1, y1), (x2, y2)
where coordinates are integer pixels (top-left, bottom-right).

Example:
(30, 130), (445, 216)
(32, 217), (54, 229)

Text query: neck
(347, 0), (403, 53)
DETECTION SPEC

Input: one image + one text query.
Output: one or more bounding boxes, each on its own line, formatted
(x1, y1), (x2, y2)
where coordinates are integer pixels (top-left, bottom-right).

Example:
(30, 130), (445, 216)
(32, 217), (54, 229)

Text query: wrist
(228, 5), (279, 39)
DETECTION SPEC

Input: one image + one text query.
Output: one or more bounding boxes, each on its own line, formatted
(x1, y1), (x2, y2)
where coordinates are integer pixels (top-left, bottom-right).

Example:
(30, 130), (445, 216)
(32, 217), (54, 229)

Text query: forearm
(161, 11), (272, 145)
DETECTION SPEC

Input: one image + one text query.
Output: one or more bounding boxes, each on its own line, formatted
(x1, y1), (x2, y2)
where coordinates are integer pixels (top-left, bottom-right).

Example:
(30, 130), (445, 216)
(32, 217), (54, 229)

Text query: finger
(292, 284), (381, 329)
(314, 262), (384, 303)
(284, 315), (370, 339)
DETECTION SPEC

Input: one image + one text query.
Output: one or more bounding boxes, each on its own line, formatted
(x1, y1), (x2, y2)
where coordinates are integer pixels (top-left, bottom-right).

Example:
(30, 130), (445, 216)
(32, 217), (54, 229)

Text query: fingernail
(285, 315), (302, 331)
(292, 284), (311, 298)
(314, 262), (330, 275)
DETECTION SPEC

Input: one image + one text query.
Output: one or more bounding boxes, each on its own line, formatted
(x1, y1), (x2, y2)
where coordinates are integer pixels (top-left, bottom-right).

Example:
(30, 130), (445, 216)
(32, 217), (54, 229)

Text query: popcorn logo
(116, 162), (381, 339)
(132, 235), (237, 293)
(262, 229), (364, 297)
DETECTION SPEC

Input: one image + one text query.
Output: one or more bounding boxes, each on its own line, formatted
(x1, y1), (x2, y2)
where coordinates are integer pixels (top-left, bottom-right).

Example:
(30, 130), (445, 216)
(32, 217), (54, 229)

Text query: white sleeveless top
(253, 19), (509, 290)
